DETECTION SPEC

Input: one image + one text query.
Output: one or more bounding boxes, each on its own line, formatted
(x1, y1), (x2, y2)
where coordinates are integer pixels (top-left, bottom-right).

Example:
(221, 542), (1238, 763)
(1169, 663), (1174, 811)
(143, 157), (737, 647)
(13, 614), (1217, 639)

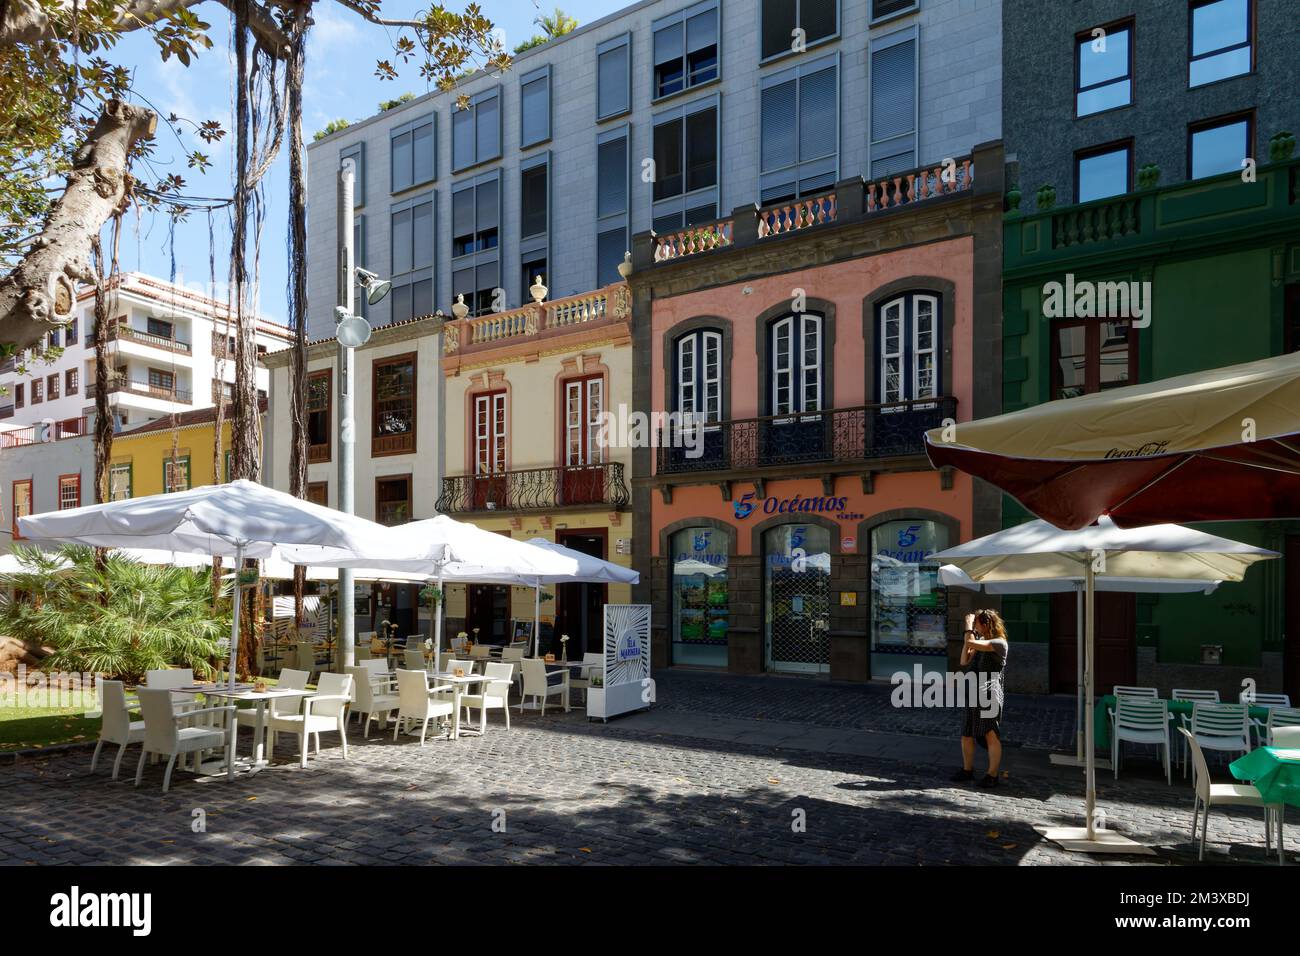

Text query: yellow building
(439, 282), (634, 655)
(108, 405), (250, 499)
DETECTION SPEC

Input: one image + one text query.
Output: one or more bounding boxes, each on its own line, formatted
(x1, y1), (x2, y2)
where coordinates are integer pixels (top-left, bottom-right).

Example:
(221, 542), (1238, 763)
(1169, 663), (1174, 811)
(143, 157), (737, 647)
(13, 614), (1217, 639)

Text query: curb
(0, 740), (97, 765)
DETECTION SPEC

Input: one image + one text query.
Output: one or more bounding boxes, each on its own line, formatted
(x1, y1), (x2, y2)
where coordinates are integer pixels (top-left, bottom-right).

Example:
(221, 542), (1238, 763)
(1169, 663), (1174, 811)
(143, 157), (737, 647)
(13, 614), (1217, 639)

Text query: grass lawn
(0, 691), (101, 752)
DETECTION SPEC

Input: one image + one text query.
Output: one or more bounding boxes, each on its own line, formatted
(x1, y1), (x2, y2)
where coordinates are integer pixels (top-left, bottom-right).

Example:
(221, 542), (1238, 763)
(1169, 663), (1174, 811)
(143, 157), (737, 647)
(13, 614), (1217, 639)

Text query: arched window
(769, 313), (823, 415)
(674, 329), (723, 422)
(877, 293), (939, 403)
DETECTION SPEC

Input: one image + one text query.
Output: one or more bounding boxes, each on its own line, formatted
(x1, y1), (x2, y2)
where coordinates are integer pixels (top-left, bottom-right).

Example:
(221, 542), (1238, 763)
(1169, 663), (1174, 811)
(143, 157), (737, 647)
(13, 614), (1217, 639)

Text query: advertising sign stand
(587, 604), (653, 721)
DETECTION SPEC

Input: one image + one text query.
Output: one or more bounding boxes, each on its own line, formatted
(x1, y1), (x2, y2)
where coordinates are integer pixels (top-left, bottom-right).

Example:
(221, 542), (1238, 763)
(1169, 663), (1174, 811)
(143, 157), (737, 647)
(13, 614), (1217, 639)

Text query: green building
(998, 157), (1300, 700)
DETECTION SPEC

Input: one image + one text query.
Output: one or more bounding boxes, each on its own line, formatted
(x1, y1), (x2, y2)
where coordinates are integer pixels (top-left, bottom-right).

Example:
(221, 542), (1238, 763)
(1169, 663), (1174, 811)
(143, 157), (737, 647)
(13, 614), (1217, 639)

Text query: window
(224, 450), (233, 483)
(877, 293), (940, 403)
(1052, 320), (1138, 399)
(58, 474), (80, 510)
(1076, 21), (1133, 116)
(520, 154), (549, 304)
(596, 128), (630, 285)
(520, 65), (551, 148)
(451, 88), (501, 173)
(451, 171), (501, 316)
(14, 383), (23, 408)
(653, 2), (718, 100)
(652, 101), (719, 232)
(147, 317), (174, 339)
(389, 193), (435, 323)
(67, 317), (78, 344)
(597, 34), (631, 120)
(307, 369), (331, 463)
(148, 368), (175, 395)
(474, 390), (507, 475)
(761, 55), (838, 203)
(47, 328), (60, 349)
(164, 456), (191, 493)
(769, 313), (823, 415)
(873, 0), (915, 19)
(564, 376), (604, 467)
(350, 215), (369, 319)
(47, 373), (59, 400)
(109, 463), (131, 501)
(390, 116), (434, 193)
(307, 482), (328, 507)
(870, 31), (917, 176)
(762, 0), (838, 60)
(341, 141), (366, 204)
(12, 480), (31, 538)
(671, 526), (729, 667)
(31, 379), (42, 403)
(372, 353), (416, 456)
(870, 520), (949, 660)
(1076, 142), (1132, 203)
(376, 475), (412, 525)
(675, 329), (723, 422)
(65, 368), (78, 395)
(1190, 113), (1252, 179)
(1190, 0), (1251, 88)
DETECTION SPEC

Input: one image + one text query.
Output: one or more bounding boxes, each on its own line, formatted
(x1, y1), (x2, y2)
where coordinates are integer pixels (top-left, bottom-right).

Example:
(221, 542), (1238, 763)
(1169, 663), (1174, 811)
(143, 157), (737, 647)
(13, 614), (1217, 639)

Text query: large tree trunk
(0, 100), (155, 353)
(286, 10), (310, 626)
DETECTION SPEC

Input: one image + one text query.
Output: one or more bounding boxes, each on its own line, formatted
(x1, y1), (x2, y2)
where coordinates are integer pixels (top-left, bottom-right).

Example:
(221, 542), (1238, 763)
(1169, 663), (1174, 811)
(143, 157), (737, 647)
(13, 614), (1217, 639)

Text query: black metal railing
(655, 396), (956, 475)
(436, 462), (631, 514)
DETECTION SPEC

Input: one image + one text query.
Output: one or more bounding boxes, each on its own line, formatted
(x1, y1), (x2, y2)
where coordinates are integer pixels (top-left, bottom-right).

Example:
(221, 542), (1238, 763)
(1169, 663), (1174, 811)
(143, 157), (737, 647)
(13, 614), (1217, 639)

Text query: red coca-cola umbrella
(925, 351), (1300, 529)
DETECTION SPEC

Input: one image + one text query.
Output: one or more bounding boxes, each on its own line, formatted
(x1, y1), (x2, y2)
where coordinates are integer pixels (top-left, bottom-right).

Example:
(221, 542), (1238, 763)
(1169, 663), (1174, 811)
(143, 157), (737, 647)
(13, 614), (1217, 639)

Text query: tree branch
(328, 0), (424, 29)
(0, 100), (157, 353)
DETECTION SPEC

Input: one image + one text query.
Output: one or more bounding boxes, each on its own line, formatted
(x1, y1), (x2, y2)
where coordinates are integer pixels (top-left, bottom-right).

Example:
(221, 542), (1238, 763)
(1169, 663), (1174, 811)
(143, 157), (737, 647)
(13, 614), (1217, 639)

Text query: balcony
(109, 324), (192, 355)
(640, 153), (977, 267)
(442, 282), (631, 362)
(0, 404), (13, 420)
(106, 378), (192, 404)
(1004, 156), (1300, 274)
(655, 397), (957, 477)
(435, 462), (631, 515)
(308, 443), (330, 464)
(0, 415), (92, 448)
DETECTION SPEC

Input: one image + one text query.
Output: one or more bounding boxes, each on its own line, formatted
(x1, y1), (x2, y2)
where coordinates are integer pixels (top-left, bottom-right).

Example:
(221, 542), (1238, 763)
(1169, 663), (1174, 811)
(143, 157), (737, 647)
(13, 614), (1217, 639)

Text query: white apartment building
(0, 272), (292, 432)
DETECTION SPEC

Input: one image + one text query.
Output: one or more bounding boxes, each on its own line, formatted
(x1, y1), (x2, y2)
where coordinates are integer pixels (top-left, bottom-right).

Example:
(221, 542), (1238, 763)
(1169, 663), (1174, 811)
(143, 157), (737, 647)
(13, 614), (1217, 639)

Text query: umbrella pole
(1084, 561), (1097, 840)
(433, 574), (444, 673)
(1076, 585), (1085, 762)
(229, 543), (244, 691)
(534, 584), (541, 658)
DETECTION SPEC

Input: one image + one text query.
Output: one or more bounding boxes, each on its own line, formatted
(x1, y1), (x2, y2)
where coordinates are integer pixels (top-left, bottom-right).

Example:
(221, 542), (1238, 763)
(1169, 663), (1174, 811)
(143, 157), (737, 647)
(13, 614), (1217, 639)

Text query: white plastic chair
(567, 653), (603, 704)
(267, 672), (353, 768)
(499, 646), (525, 689)
(469, 644), (491, 661)
(1177, 727), (1281, 862)
(1186, 702), (1252, 777)
(133, 688), (235, 793)
(1113, 685), (1158, 698)
(235, 667), (309, 745)
(1247, 696), (1294, 746)
(1263, 709), (1300, 747)
(519, 658), (568, 715)
(1272, 726), (1300, 748)
(403, 648), (427, 672)
(1112, 696), (1171, 784)
(1172, 689), (1221, 769)
(460, 662), (513, 733)
(347, 664), (399, 739)
(393, 668), (454, 746)
(90, 680), (145, 781)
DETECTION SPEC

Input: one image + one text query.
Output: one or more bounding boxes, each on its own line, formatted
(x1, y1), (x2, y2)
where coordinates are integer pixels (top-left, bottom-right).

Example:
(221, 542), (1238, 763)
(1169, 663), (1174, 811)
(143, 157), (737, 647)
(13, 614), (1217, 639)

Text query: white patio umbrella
(18, 480), (396, 690)
(518, 538), (640, 656)
(939, 562), (1220, 767)
(931, 517), (1276, 853)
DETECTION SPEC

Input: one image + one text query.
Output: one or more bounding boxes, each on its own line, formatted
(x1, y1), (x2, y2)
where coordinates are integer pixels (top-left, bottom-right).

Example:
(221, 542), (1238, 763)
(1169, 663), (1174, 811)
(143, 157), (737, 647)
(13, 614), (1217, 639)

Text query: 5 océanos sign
(733, 492), (856, 520)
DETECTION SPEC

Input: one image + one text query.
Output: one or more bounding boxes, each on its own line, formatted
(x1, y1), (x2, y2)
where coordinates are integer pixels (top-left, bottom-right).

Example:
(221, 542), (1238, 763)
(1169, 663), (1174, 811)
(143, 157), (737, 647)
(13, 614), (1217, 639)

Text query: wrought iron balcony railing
(655, 396), (956, 475)
(109, 324), (192, 355)
(436, 462), (631, 514)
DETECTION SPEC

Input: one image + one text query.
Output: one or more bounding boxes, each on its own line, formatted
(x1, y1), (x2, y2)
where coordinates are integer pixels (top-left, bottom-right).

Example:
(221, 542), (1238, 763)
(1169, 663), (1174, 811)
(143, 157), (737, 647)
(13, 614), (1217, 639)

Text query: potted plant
(236, 568), (259, 587)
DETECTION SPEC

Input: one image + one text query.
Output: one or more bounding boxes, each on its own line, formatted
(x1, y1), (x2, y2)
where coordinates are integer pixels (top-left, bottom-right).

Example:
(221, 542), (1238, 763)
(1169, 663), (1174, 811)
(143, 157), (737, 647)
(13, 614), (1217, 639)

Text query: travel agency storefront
(630, 155), (1004, 682)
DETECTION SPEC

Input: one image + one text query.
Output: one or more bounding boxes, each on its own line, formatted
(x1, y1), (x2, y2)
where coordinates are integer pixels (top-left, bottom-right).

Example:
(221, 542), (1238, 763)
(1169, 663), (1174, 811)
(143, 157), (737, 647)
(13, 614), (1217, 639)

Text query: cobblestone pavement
(653, 670), (1079, 751)
(0, 675), (1291, 866)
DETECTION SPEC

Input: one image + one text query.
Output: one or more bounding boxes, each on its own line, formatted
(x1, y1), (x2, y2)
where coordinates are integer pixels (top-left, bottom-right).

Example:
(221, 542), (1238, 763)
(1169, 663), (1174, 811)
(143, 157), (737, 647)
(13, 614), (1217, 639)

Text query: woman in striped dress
(951, 609), (1009, 788)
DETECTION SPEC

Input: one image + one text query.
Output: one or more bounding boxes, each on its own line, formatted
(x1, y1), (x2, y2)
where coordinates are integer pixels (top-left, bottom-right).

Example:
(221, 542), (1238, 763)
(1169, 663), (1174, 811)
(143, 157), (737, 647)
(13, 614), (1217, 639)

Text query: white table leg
(452, 685), (462, 739)
(253, 700), (268, 766)
(226, 705), (237, 781)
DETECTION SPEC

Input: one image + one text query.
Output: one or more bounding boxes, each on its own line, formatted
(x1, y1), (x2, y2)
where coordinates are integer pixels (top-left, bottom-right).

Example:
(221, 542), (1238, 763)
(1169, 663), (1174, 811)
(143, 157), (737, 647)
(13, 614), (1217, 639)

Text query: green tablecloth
(1230, 747), (1300, 808)
(1093, 695), (1271, 750)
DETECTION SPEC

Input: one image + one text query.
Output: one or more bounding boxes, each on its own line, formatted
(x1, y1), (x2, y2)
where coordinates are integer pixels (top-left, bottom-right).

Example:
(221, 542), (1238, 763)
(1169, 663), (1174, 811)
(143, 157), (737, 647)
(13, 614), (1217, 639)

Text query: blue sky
(110, 0), (618, 325)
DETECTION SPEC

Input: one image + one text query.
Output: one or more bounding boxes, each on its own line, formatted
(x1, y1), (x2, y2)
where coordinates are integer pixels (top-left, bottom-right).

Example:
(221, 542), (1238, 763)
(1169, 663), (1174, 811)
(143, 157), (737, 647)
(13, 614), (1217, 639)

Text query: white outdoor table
(172, 685), (313, 774)
(428, 672), (491, 739)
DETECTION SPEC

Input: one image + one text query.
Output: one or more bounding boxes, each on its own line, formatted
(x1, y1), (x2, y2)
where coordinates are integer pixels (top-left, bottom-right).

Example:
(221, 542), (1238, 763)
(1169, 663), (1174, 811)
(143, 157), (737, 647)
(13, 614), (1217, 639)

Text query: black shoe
(979, 773), (1000, 788)
(950, 768), (974, 782)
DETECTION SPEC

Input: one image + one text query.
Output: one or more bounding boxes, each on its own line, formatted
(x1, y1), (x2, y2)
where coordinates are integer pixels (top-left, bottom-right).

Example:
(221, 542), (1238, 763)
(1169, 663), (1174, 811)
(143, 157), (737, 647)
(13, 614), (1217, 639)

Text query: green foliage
(0, 545), (231, 683)
(313, 118), (353, 142)
(379, 92), (417, 112)
(514, 8), (579, 54)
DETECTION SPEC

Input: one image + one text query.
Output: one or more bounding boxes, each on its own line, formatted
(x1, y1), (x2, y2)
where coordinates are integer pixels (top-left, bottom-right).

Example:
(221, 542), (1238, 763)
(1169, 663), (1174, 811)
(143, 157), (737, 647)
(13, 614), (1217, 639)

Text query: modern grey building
(1004, 0), (1299, 205)
(304, 0), (1003, 341)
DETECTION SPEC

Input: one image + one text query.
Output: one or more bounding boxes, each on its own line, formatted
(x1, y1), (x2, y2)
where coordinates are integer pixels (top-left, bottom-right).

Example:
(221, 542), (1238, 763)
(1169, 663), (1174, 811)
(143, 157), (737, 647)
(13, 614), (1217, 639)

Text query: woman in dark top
(951, 609), (1009, 788)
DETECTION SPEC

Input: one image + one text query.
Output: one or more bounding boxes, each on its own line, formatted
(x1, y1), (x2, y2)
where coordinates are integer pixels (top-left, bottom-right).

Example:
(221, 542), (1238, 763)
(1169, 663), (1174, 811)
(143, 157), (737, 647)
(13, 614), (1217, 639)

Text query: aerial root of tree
(0, 99), (156, 352)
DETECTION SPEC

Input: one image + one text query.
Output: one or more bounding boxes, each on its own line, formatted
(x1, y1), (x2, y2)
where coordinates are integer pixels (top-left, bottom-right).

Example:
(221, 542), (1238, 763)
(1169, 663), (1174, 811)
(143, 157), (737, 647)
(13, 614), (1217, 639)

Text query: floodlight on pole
(356, 268), (392, 306)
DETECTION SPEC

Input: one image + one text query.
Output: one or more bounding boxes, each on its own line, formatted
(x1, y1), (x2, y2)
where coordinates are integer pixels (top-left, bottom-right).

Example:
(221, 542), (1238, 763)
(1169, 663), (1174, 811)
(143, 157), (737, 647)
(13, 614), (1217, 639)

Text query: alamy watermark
(1042, 273), (1151, 328)
(595, 405), (708, 459)
(1, 665), (100, 712)
(890, 665), (1002, 718)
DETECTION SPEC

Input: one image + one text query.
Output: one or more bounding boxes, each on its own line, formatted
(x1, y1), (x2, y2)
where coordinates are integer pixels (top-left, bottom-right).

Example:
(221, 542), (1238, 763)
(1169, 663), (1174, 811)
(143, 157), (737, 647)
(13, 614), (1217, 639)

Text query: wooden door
(554, 531), (607, 658)
(1050, 591), (1136, 694)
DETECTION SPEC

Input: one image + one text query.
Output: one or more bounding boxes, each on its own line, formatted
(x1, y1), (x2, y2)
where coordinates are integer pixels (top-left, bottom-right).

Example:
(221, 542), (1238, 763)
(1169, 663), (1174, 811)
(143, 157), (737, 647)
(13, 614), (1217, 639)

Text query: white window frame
(770, 314), (822, 418)
(879, 293), (940, 408)
(474, 391), (507, 475)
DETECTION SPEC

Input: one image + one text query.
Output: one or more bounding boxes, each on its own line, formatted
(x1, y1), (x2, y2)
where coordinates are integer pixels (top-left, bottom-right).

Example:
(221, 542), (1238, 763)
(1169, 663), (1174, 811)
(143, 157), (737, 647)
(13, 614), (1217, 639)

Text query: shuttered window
(389, 117), (434, 193)
(520, 66), (551, 147)
(653, 2), (719, 100)
(760, 55), (838, 203)
(596, 127), (629, 286)
(389, 191), (435, 324)
(652, 100), (719, 232)
(520, 152), (550, 306)
(762, 0), (838, 61)
(452, 88), (501, 173)
(452, 170), (501, 315)
(597, 35), (631, 120)
(870, 32), (917, 177)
